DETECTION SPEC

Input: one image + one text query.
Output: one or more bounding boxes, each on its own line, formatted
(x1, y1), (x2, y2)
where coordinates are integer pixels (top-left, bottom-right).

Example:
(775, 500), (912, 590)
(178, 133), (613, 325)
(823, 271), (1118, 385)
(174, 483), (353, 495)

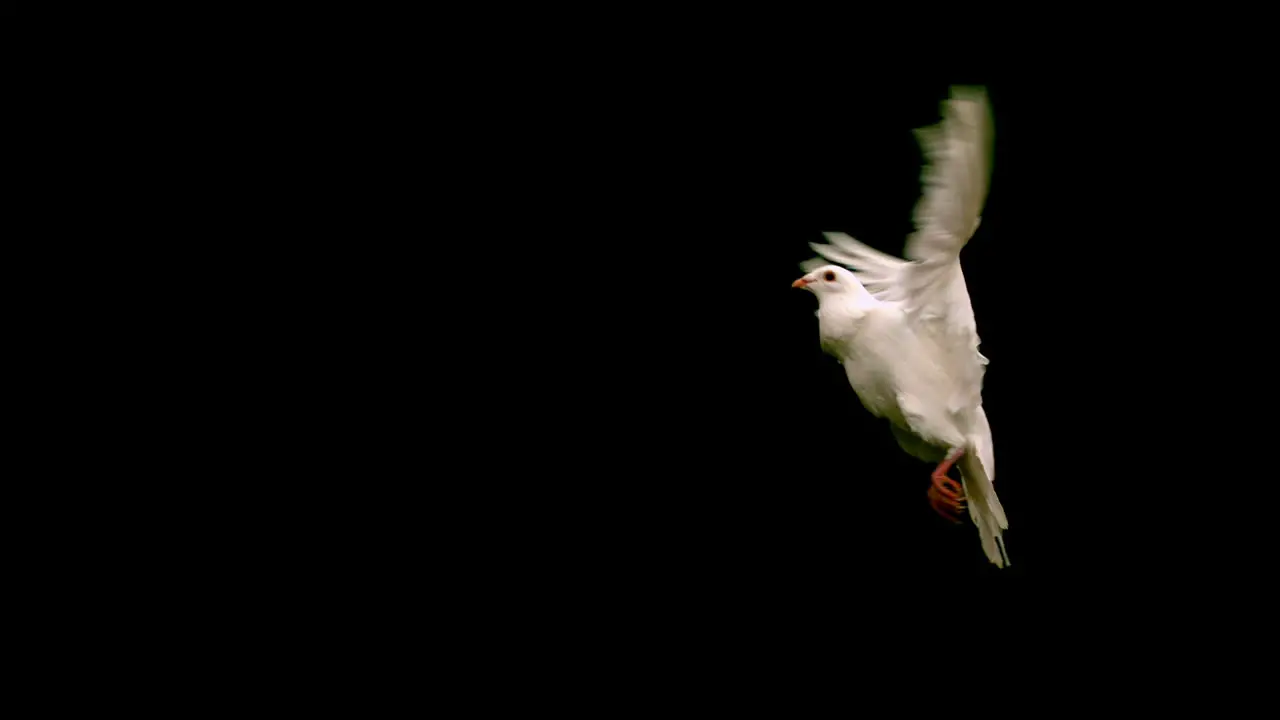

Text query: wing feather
(805, 86), (994, 407)
(900, 87), (993, 407)
(802, 232), (905, 297)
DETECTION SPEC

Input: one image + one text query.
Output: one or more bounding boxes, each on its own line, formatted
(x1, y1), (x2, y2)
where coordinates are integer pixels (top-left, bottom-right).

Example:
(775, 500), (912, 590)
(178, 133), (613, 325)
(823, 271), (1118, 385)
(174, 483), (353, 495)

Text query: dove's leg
(927, 447), (966, 524)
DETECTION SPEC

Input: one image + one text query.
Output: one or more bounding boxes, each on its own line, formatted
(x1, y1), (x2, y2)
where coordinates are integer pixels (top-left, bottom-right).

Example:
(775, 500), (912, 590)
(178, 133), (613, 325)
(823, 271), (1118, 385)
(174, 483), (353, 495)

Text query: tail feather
(959, 449), (1009, 567)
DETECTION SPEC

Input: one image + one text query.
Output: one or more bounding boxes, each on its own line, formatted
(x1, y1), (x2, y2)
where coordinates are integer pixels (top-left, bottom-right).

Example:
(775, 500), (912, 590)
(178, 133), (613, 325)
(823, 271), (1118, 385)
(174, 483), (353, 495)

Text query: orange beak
(791, 277), (808, 289)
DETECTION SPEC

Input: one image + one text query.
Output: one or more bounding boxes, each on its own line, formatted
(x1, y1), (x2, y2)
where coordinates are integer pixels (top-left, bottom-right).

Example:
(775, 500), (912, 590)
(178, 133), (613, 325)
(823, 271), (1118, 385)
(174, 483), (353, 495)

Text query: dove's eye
(823, 271), (836, 282)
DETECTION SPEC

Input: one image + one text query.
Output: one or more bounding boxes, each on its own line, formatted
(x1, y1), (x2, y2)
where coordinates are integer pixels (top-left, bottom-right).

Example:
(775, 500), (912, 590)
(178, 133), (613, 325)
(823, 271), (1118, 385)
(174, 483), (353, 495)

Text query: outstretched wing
(807, 86), (993, 410)
(899, 86), (992, 410)
(906, 86), (992, 273)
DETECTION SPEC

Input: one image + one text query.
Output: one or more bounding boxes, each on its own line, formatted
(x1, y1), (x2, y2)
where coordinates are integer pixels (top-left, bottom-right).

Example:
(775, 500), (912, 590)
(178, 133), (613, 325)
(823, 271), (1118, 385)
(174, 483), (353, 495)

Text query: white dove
(792, 86), (1008, 567)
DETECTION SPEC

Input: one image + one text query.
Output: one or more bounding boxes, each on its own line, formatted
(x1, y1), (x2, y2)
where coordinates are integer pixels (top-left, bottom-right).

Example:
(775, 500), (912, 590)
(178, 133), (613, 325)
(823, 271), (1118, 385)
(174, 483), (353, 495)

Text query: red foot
(927, 448), (967, 524)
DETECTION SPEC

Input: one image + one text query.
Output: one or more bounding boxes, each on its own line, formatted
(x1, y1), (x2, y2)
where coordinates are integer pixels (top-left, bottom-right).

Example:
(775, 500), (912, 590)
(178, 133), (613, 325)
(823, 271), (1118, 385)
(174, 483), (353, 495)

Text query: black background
(11, 14), (1278, 696)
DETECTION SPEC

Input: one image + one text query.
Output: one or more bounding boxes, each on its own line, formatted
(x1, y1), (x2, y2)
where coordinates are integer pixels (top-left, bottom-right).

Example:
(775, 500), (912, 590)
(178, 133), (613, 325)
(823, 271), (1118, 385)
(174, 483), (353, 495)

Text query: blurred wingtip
(799, 255), (827, 274)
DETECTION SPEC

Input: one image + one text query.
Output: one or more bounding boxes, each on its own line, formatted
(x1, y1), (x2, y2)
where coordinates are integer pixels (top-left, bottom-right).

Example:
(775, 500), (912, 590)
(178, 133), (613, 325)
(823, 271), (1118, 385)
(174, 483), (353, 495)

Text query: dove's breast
(841, 357), (903, 423)
(822, 307), (909, 424)
(836, 307), (969, 449)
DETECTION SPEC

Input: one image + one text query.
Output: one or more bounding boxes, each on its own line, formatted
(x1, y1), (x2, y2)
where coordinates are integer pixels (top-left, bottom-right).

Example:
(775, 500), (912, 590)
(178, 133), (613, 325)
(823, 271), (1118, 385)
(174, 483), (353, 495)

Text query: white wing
(806, 86), (993, 410)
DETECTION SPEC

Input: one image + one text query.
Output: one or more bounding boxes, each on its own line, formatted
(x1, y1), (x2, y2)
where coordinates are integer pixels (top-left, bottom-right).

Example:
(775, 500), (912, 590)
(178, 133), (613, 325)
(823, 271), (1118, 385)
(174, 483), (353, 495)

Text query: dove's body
(819, 300), (966, 454)
(793, 86), (1009, 567)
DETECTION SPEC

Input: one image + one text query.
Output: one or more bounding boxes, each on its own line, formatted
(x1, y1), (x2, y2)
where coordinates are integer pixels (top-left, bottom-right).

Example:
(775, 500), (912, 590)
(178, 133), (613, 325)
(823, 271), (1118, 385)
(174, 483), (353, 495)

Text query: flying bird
(792, 86), (1008, 567)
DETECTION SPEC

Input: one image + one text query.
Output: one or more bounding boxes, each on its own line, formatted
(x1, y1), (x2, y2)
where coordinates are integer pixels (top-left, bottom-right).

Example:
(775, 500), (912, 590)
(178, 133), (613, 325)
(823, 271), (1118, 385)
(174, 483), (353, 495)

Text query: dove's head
(791, 265), (863, 298)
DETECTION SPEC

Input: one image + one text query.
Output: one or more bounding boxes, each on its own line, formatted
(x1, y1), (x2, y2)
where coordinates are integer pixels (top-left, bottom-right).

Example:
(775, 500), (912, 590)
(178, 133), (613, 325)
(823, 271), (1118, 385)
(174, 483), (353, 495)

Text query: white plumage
(794, 86), (1008, 567)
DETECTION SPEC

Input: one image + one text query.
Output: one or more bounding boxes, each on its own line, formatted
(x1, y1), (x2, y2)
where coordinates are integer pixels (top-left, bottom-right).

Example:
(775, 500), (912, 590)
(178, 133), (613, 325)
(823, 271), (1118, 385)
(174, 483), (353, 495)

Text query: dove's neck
(821, 296), (876, 324)
(830, 283), (879, 314)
